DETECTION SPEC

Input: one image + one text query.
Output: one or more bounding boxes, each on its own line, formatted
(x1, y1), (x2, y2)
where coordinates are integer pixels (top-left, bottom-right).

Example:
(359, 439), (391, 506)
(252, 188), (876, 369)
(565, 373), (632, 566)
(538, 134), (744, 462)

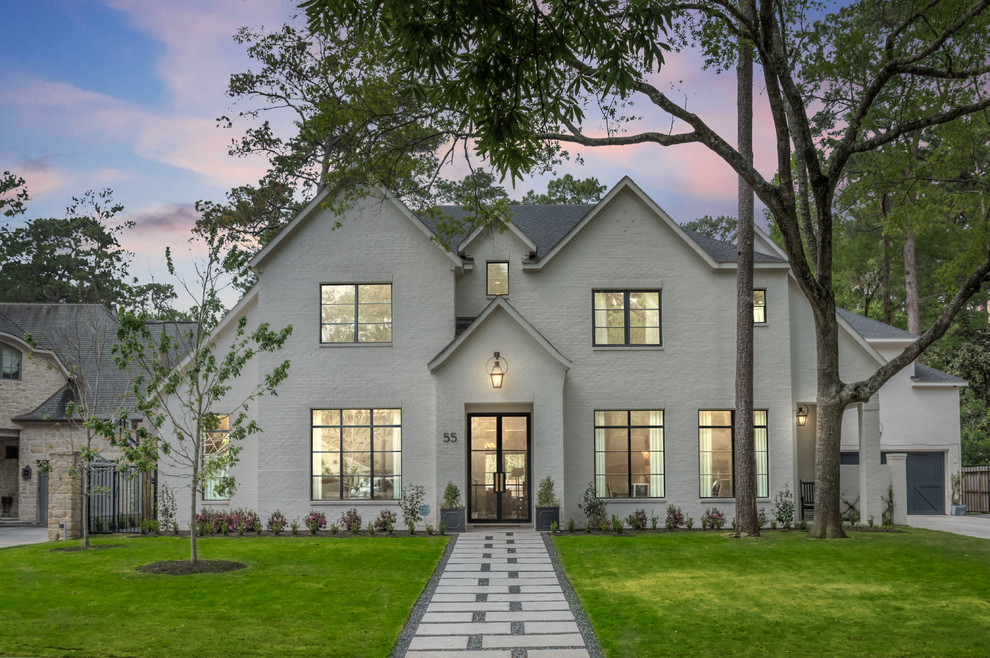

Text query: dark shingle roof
(681, 229), (787, 263)
(836, 308), (917, 340)
(1, 303), (196, 421)
(418, 205), (787, 263)
(913, 363), (967, 386)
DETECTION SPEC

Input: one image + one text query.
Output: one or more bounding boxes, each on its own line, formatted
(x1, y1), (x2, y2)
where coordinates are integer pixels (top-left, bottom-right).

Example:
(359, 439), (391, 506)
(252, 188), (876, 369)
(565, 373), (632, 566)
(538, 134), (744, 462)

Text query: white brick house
(165, 177), (964, 529)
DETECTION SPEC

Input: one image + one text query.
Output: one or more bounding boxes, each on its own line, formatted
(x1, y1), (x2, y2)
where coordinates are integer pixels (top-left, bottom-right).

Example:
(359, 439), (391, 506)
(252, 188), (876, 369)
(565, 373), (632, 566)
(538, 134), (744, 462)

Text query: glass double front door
(469, 414), (530, 523)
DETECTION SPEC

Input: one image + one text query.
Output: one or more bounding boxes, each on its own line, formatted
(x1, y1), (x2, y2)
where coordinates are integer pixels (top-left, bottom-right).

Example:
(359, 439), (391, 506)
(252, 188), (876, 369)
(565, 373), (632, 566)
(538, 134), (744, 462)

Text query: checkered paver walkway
(403, 530), (590, 657)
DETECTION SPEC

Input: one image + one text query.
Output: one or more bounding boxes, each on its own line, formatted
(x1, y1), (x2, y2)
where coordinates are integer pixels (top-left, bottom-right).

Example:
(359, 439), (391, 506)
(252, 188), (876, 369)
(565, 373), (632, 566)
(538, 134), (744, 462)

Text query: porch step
(0, 519), (37, 527)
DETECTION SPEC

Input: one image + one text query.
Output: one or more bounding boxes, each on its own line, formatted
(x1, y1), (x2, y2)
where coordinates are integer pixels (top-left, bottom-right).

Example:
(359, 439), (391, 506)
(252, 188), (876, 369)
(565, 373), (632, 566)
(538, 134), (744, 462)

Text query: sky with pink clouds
(1, 0), (778, 303)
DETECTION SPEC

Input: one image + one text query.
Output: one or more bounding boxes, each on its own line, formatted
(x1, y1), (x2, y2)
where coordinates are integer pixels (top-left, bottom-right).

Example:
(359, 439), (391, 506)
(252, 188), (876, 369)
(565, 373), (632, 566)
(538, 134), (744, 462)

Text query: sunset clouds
(1, 0), (779, 293)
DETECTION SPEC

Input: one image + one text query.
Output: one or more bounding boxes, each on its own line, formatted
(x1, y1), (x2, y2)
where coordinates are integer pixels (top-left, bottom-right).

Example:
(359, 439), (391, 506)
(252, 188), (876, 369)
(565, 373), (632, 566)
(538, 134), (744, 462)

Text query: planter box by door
(951, 504), (967, 516)
(535, 506), (559, 531)
(440, 508), (465, 532)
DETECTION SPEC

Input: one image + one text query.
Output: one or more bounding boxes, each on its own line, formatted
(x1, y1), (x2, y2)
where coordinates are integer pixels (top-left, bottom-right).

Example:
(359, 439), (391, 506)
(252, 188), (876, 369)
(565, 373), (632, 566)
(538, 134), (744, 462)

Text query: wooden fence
(962, 466), (990, 513)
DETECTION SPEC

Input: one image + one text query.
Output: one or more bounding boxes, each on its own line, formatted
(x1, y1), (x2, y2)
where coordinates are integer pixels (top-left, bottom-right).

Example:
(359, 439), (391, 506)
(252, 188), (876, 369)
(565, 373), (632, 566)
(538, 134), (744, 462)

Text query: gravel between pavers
(541, 532), (603, 658)
(391, 531), (602, 657)
(391, 533), (459, 657)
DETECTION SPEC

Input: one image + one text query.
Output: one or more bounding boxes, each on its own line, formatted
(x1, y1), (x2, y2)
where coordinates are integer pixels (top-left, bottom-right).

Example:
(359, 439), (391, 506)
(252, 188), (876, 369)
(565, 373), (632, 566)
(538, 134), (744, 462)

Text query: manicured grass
(0, 534), (447, 657)
(554, 529), (990, 656)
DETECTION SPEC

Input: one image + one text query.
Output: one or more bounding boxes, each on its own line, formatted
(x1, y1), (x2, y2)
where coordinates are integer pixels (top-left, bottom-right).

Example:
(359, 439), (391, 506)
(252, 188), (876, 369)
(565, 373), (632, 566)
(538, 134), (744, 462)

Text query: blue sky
(1, 0), (778, 300)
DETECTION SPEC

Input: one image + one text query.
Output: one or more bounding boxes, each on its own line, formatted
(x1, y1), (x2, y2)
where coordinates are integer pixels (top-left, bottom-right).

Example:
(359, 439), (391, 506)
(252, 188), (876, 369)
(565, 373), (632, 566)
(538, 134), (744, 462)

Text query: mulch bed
(136, 560), (248, 575)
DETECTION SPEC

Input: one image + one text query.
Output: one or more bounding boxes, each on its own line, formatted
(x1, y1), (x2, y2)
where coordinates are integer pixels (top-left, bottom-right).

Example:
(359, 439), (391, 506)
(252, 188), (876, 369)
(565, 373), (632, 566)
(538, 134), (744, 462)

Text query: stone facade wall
(0, 340), (70, 525)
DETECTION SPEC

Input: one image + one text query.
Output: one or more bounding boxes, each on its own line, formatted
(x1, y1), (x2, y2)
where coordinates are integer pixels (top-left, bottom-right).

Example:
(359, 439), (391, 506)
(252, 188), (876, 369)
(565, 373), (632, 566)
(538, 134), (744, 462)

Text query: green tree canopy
(302, 0), (990, 537)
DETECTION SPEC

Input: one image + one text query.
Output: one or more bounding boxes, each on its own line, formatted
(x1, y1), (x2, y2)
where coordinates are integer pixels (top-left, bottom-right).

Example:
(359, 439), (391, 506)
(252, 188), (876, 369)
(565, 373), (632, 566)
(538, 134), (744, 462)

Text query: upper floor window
(1, 343), (21, 380)
(753, 289), (767, 323)
(594, 410), (664, 499)
(487, 262), (509, 296)
(699, 410), (769, 498)
(320, 284), (392, 343)
(202, 414), (230, 501)
(312, 408), (401, 501)
(593, 290), (661, 346)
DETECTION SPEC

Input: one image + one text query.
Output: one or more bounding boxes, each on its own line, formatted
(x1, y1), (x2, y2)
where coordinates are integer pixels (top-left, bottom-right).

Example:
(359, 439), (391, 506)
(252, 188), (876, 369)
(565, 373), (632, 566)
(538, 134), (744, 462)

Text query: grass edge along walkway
(553, 528), (990, 657)
(0, 534), (448, 658)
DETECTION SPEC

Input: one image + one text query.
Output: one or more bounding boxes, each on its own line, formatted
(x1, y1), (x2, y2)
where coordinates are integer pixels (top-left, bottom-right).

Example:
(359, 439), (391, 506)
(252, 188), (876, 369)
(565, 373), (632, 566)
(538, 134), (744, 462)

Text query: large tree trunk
(734, 0), (758, 538)
(807, 311), (848, 539)
(881, 231), (893, 325)
(904, 229), (920, 335)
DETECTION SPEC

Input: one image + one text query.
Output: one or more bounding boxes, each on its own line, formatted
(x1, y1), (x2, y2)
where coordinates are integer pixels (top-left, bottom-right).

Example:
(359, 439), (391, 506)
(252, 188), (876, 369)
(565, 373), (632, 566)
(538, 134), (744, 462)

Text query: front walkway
(401, 529), (594, 657)
(906, 514), (990, 540)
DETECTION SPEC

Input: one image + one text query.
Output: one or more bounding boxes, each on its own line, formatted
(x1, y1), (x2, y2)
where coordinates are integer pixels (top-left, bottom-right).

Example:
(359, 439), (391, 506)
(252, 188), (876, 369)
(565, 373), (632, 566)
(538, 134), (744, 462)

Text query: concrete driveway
(906, 514), (990, 540)
(0, 525), (49, 549)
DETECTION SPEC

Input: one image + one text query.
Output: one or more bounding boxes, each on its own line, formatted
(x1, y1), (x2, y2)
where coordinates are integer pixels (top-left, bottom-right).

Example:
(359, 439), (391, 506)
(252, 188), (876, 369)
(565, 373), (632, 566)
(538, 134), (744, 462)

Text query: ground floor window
(202, 414), (230, 501)
(699, 410), (769, 498)
(312, 408), (401, 500)
(594, 410), (664, 498)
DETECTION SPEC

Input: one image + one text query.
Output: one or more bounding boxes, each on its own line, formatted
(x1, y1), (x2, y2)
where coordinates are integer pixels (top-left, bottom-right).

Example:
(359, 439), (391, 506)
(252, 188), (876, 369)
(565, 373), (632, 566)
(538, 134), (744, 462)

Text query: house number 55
(443, 432), (458, 443)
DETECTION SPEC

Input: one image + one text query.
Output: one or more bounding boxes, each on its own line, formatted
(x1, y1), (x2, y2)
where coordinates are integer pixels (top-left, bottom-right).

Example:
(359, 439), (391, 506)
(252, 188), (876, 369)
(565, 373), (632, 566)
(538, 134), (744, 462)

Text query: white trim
(0, 333), (71, 378)
(428, 297), (572, 372)
(460, 221), (537, 254)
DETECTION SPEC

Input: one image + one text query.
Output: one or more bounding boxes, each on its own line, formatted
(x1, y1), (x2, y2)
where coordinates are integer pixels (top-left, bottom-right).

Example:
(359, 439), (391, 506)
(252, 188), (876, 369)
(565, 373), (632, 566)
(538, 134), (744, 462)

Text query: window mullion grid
(625, 411), (633, 498)
(623, 292), (631, 346)
(352, 286), (360, 343)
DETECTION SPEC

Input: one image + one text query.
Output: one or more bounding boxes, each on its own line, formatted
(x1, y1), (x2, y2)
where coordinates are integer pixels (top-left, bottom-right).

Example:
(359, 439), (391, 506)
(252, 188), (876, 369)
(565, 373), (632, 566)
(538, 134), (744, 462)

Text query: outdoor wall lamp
(796, 405), (808, 427)
(486, 352), (508, 389)
(21, 465), (31, 479)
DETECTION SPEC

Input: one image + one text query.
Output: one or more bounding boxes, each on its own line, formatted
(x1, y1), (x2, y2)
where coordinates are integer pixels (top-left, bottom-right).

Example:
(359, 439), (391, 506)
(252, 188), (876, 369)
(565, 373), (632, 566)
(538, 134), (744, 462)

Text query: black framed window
(320, 284), (392, 343)
(754, 289), (767, 323)
(202, 415), (230, 501)
(312, 409), (401, 500)
(594, 410), (664, 498)
(699, 410), (769, 498)
(1, 343), (21, 380)
(593, 290), (661, 346)
(487, 262), (509, 296)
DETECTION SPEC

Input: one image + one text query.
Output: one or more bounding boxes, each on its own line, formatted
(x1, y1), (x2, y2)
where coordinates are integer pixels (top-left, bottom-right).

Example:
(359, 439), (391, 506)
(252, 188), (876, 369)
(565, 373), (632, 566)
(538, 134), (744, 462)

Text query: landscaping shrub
(579, 482), (608, 528)
(701, 507), (725, 530)
(306, 510), (327, 534)
(267, 510), (288, 535)
(338, 508), (361, 534)
(773, 483), (795, 528)
(399, 484), (426, 534)
(374, 509), (397, 533)
(626, 508), (648, 530)
(665, 504), (685, 529)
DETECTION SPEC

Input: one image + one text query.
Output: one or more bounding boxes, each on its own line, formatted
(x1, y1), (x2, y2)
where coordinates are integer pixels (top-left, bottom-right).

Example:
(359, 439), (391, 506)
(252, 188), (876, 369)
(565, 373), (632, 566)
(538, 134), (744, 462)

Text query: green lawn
(0, 534), (447, 657)
(554, 528), (990, 657)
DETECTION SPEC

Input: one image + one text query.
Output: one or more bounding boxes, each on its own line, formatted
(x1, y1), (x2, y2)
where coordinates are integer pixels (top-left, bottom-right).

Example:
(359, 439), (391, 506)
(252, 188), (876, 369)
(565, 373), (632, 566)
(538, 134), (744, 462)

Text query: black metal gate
(88, 459), (157, 533)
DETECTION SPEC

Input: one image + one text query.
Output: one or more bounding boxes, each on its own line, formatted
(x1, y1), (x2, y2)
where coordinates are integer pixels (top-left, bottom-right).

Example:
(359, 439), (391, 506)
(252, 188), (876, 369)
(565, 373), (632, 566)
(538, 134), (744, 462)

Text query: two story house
(164, 177), (964, 529)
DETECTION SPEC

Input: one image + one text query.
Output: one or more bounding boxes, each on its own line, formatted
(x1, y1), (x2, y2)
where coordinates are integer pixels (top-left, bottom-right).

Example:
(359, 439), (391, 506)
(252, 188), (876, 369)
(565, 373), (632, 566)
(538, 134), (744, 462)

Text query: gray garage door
(906, 452), (945, 515)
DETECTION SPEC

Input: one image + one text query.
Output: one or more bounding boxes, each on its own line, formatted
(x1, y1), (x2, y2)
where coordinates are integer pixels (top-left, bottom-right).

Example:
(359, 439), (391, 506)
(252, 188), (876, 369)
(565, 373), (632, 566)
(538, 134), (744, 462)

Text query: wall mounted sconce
(486, 352), (508, 389)
(796, 405), (808, 427)
(21, 465), (31, 479)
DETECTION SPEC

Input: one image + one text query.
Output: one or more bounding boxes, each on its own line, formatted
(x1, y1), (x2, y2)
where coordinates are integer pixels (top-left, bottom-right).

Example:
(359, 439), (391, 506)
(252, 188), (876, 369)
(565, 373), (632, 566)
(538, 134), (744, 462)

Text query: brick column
(885, 453), (908, 525)
(857, 398), (883, 526)
(48, 451), (81, 540)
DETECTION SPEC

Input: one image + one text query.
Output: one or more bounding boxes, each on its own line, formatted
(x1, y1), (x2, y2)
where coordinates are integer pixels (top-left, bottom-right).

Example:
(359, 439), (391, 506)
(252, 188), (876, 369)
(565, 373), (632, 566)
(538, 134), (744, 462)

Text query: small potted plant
(535, 475), (560, 531)
(951, 471), (967, 516)
(439, 481), (465, 532)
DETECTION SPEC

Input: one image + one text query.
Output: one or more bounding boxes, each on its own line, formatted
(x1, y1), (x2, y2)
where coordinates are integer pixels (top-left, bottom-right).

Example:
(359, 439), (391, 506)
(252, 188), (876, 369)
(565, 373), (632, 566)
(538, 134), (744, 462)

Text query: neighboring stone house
(158, 178), (967, 529)
(0, 304), (148, 539)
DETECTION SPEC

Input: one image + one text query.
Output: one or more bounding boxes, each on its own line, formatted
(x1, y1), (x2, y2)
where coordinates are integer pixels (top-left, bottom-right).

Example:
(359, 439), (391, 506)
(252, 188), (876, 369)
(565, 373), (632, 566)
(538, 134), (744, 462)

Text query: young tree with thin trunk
(112, 229), (291, 563)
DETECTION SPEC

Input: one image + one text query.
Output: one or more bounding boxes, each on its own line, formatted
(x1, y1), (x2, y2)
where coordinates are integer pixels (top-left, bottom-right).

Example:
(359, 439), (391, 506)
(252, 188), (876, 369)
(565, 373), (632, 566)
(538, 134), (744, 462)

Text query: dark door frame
(467, 412), (532, 523)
